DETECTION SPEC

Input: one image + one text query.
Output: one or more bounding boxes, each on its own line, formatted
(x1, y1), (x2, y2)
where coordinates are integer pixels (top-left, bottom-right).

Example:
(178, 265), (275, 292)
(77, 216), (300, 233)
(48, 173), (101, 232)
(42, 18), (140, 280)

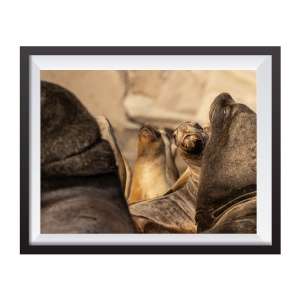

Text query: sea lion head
(41, 81), (116, 177)
(173, 121), (208, 156)
(137, 125), (164, 157)
(197, 93), (256, 230)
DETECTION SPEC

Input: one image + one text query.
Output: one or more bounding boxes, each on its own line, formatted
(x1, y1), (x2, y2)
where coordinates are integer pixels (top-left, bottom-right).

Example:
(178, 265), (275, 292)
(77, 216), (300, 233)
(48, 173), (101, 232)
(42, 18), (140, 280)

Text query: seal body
(196, 93), (257, 233)
(128, 125), (178, 204)
(41, 81), (135, 233)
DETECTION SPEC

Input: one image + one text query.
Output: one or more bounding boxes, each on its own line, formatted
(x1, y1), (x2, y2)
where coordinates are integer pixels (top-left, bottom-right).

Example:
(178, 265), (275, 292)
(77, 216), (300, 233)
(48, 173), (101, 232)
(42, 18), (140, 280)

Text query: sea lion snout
(137, 125), (165, 157)
(209, 93), (256, 131)
(139, 125), (161, 141)
(182, 134), (205, 154)
(173, 121), (207, 155)
(209, 92), (235, 125)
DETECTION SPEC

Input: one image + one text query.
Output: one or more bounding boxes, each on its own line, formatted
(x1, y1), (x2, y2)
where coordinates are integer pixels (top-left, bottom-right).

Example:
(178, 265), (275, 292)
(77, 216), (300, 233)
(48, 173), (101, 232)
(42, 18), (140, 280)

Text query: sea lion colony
(41, 81), (256, 234)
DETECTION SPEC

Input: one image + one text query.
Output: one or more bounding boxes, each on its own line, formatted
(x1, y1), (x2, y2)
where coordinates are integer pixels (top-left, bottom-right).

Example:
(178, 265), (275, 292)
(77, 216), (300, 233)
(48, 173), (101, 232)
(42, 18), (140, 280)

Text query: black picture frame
(20, 46), (281, 254)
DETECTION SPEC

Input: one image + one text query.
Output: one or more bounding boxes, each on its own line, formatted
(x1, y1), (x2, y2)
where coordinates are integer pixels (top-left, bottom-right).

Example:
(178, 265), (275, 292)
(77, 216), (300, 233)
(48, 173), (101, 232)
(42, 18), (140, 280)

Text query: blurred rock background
(41, 70), (256, 173)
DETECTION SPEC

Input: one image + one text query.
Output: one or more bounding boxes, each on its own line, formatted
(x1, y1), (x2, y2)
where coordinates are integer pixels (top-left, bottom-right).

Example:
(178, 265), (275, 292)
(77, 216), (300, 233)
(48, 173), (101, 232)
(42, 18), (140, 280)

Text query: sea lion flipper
(130, 197), (197, 233)
(159, 128), (179, 183)
(96, 115), (132, 198)
(164, 168), (191, 195)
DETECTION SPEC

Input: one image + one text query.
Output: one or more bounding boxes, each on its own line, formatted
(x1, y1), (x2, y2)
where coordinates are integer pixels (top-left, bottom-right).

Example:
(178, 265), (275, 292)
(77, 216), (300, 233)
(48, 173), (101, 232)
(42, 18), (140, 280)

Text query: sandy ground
(41, 70), (256, 172)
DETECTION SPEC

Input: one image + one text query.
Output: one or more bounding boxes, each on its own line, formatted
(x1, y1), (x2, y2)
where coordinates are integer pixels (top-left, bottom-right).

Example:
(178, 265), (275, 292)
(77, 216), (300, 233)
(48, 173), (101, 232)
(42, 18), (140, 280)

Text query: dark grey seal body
(41, 81), (135, 233)
(196, 93), (257, 233)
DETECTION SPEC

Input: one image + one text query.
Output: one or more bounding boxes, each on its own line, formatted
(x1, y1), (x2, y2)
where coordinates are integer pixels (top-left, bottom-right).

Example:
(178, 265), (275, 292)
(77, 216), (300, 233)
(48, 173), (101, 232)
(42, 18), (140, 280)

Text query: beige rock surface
(41, 70), (256, 172)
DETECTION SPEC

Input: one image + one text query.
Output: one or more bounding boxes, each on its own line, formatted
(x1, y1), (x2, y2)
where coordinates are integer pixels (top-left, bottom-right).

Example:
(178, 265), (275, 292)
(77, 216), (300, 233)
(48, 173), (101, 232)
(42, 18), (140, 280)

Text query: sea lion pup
(129, 122), (207, 233)
(196, 93), (256, 233)
(41, 81), (135, 233)
(165, 121), (209, 195)
(128, 125), (178, 204)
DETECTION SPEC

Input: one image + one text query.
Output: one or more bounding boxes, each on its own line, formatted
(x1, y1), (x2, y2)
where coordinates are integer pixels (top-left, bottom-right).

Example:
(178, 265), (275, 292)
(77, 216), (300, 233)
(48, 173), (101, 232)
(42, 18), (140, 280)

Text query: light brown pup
(128, 125), (178, 204)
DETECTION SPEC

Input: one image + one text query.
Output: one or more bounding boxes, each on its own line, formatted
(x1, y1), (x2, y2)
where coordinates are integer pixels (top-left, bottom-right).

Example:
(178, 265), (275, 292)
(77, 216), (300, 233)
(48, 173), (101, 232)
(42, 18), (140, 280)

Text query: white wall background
(0, 1), (296, 300)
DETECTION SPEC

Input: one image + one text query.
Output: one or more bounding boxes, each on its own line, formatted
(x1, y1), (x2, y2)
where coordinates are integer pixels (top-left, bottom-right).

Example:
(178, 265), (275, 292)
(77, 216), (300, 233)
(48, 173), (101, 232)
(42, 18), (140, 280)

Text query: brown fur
(128, 126), (177, 204)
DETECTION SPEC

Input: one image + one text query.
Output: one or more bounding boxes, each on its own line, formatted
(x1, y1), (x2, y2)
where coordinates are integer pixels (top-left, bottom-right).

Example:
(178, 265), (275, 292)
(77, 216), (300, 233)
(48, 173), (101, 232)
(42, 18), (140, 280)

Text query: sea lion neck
(179, 149), (202, 174)
(137, 140), (165, 158)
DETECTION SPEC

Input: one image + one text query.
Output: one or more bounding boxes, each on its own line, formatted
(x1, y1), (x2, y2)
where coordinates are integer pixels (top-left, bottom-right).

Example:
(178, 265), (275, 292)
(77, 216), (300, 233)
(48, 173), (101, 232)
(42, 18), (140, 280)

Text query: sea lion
(128, 125), (178, 204)
(41, 81), (135, 233)
(165, 121), (209, 195)
(196, 93), (256, 233)
(129, 121), (207, 233)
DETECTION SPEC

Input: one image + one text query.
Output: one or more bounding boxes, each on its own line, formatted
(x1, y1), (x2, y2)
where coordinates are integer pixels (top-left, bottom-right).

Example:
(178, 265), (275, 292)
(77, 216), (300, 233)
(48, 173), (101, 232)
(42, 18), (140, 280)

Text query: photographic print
(20, 47), (280, 254)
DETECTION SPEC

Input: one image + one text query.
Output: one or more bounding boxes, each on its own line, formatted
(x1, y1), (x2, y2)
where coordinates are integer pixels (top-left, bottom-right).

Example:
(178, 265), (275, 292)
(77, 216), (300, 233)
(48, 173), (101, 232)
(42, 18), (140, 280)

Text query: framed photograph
(20, 46), (280, 254)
